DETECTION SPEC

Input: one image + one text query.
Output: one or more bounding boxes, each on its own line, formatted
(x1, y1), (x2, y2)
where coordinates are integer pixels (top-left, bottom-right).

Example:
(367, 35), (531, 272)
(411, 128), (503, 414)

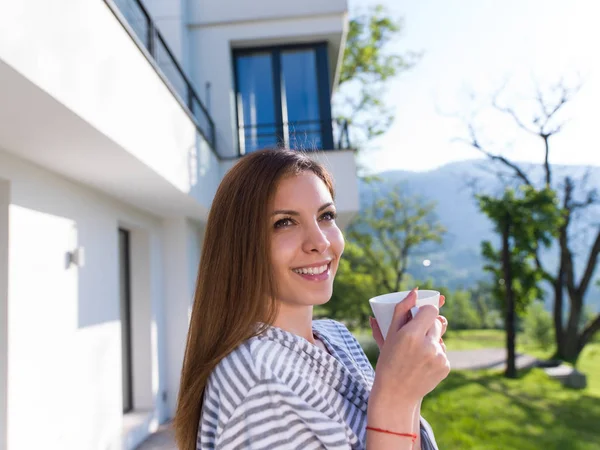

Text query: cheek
(326, 226), (345, 257)
(271, 232), (301, 271)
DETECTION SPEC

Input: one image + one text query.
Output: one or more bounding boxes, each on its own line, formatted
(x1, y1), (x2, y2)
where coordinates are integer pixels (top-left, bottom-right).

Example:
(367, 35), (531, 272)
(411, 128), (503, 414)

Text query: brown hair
(173, 149), (335, 450)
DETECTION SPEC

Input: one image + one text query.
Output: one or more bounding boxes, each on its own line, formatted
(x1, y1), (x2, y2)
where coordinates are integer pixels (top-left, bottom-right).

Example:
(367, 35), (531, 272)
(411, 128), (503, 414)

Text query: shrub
(524, 301), (554, 349)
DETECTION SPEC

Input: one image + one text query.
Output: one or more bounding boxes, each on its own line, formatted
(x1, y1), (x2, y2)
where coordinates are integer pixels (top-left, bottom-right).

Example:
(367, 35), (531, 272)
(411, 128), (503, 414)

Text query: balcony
(0, 0), (222, 220)
(238, 119), (351, 154)
(108, 0), (216, 150)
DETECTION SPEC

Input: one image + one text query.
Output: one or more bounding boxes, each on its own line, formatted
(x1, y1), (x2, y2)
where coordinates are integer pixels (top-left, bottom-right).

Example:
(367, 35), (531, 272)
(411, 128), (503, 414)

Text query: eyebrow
(272, 202), (335, 216)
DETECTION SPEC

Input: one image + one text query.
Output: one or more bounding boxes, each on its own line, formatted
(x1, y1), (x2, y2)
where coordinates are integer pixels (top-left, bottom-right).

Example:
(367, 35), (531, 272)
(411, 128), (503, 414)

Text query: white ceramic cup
(369, 290), (440, 340)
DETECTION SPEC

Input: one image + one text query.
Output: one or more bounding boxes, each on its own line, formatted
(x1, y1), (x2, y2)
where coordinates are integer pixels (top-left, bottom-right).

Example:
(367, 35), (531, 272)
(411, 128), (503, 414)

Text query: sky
(351, 0), (600, 173)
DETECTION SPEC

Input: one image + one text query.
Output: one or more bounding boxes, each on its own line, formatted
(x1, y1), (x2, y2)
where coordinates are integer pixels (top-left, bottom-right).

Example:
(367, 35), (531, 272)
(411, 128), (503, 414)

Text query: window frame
(232, 42), (334, 155)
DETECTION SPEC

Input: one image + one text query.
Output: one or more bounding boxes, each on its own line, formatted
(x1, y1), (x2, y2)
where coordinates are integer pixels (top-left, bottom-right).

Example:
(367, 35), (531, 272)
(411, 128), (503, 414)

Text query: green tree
(347, 183), (446, 295)
(469, 281), (502, 329)
(442, 289), (481, 330)
(459, 80), (600, 364)
(335, 4), (419, 147)
(478, 186), (563, 378)
(524, 301), (555, 350)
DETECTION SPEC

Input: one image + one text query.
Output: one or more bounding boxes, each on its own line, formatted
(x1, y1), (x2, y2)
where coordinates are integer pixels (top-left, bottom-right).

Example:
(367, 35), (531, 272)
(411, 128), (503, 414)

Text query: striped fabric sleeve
(215, 378), (353, 450)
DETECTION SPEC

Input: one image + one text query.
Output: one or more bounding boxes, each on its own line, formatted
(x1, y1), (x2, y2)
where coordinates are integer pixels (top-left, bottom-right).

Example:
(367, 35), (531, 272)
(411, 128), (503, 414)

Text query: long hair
(173, 149), (335, 450)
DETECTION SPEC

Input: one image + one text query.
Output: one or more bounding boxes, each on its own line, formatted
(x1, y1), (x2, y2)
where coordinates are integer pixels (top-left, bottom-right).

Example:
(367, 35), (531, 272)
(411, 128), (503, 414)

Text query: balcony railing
(238, 119), (351, 154)
(106, 0), (217, 154)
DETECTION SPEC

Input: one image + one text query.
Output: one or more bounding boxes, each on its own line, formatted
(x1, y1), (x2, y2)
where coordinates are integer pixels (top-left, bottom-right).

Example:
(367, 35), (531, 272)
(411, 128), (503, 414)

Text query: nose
(302, 222), (330, 254)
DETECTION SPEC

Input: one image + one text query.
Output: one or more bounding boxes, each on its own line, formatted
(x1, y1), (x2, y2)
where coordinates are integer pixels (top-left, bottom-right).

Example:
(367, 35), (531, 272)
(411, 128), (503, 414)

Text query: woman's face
(270, 171), (344, 308)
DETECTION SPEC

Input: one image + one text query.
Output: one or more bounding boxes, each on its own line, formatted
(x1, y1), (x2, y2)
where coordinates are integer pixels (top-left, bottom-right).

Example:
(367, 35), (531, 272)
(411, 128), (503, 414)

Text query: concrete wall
(189, 0), (347, 25)
(0, 180), (8, 450)
(162, 219), (203, 416)
(0, 149), (184, 450)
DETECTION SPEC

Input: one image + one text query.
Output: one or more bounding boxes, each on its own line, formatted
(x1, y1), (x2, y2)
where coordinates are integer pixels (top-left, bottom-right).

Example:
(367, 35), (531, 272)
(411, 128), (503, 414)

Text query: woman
(174, 149), (450, 450)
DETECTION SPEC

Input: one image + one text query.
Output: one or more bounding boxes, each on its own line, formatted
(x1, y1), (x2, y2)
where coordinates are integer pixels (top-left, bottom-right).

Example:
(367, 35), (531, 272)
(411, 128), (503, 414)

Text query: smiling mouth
(292, 262), (331, 275)
(291, 262), (332, 281)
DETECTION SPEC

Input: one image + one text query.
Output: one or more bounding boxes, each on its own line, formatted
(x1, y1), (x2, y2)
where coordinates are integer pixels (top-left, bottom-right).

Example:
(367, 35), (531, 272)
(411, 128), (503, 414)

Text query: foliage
(524, 301), (555, 350)
(478, 186), (563, 377)
(335, 4), (419, 147)
(468, 281), (503, 329)
(346, 183), (446, 295)
(458, 80), (600, 363)
(441, 290), (483, 330)
(478, 187), (563, 311)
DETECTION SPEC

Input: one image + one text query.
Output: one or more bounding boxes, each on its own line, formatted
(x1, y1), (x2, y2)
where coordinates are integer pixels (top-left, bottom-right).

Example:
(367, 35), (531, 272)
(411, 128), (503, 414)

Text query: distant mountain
(360, 160), (600, 311)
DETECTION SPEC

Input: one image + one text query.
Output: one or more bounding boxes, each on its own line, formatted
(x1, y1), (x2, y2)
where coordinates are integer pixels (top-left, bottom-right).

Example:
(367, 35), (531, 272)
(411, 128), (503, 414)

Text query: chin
(308, 289), (333, 306)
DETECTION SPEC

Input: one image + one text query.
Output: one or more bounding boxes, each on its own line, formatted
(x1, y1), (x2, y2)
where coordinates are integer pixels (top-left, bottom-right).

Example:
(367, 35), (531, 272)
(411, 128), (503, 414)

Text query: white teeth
(293, 264), (329, 275)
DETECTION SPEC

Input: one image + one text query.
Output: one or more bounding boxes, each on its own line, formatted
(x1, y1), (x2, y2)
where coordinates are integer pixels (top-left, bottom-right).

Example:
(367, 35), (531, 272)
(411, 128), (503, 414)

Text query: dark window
(234, 44), (334, 154)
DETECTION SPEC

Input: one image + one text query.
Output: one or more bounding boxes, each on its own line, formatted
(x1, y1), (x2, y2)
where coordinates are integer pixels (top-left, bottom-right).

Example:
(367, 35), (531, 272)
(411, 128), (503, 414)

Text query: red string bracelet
(366, 426), (417, 442)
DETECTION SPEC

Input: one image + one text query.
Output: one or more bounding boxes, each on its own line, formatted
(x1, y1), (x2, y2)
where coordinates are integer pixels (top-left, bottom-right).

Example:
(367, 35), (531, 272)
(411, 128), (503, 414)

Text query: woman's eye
(274, 218), (294, 229)
(320, 211), (337, 222)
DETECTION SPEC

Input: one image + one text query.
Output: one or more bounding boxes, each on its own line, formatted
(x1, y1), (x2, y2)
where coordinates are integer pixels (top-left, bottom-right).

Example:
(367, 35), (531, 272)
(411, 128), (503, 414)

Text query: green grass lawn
(443, 329), (600, 396)
(424, 330), (600, 449)
(421, 366), (600, 449)
(354, 328), (600, 448)
(443, 329), (505, 350)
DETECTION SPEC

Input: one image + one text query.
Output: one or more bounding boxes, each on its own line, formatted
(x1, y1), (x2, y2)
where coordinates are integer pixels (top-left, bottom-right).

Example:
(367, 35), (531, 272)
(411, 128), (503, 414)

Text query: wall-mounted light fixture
(67, 247), (85, 268)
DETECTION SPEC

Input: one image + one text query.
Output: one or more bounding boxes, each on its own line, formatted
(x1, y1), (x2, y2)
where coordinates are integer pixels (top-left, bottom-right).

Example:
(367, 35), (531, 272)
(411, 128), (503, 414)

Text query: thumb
(389, 288), (418, 335)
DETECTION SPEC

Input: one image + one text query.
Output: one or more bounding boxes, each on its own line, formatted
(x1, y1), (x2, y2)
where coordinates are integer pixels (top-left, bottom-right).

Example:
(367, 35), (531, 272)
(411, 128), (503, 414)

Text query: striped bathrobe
(197, 319), (439, 449)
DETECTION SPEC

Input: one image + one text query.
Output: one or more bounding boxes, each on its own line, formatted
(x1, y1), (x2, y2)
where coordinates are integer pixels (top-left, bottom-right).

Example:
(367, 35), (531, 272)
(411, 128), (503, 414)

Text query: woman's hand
(367, 289), (451, 430)
(369, 293), (447, 351)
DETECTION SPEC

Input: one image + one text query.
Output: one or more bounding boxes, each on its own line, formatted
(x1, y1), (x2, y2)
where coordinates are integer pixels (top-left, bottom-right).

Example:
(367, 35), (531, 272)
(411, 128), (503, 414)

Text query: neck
(272, 303), (315, 344)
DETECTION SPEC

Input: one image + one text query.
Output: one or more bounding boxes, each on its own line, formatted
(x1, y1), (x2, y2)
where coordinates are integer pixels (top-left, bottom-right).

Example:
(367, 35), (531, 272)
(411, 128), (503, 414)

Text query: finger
(439, 295), (445, 308)
(370, 317), (384, 349)
(408, 304), (439, 335)
(437, 315), (448, 336)
(426, 316), (444, 342)
(390, 288), (418, 333)
(439, 338), (447, 354)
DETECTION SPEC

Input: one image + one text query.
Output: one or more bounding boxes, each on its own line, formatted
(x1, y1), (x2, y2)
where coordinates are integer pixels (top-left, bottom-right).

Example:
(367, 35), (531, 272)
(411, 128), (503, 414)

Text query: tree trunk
(552, 278), (566, 360)
(502, 220), (517, 378)
(562, 291), (584, 364)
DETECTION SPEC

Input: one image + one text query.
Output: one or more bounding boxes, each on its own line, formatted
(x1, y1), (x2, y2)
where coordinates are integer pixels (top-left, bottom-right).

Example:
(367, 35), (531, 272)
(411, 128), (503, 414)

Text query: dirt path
(446, 348), (537, 370)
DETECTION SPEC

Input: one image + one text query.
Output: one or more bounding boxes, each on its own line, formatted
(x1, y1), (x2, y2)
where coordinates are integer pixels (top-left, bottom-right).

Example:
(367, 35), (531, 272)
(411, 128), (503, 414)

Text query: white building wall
(162, 218), (203, 416)
(0, 180), (8, 450)
(0, 149), (186, 450)
(190, 0), (347, 25)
